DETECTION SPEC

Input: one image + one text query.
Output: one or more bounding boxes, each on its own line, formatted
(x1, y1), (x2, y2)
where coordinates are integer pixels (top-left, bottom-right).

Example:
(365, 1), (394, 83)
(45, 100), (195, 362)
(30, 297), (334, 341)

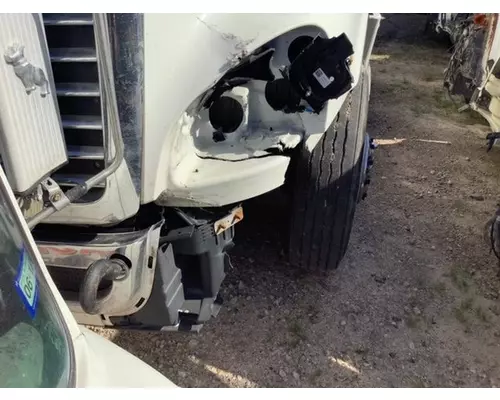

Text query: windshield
(0, 190), (73, 387)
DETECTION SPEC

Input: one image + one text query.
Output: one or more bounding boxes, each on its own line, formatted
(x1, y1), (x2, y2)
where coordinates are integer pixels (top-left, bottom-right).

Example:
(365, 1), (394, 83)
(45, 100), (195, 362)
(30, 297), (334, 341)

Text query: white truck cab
(0, 13), (379, 335)
(0, 166), (176, 387)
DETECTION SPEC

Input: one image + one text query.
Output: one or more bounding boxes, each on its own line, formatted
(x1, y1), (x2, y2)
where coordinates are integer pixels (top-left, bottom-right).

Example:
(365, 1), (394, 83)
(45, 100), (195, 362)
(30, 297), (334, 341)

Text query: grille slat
(61, 115), (103, 130)
(67, 145), (104, 160)
(43, 13), (106, 202)
(50, 47), (97, 62)
(43, 13), (93, 26)
(56, 82), (100, 97)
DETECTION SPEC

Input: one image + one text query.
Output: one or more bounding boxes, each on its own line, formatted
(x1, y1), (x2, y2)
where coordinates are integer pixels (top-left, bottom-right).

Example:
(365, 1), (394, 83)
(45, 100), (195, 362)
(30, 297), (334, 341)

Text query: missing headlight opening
(184, 31), (354, 161)
(209, 96), (244, 135)
(264, 78), (303, 114)
(287, 35), (314, 63)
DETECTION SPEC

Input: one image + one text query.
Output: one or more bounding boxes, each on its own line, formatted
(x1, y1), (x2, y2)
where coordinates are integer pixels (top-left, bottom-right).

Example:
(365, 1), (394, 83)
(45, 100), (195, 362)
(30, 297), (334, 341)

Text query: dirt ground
(96, 15), (500, 387)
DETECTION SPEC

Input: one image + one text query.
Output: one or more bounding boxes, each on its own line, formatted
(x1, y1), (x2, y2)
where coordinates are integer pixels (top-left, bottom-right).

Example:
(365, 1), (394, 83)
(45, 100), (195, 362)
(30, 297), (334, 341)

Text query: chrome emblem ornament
(4, 43), (49, 97)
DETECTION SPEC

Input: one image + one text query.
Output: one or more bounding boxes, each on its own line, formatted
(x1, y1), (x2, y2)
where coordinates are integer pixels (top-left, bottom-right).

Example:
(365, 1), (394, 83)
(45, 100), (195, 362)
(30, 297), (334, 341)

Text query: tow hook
(79, 258), (129, 315)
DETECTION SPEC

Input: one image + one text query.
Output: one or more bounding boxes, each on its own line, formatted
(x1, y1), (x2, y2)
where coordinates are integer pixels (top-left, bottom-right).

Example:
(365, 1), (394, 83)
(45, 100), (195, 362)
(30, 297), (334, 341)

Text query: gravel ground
(94, 14), (500, 387)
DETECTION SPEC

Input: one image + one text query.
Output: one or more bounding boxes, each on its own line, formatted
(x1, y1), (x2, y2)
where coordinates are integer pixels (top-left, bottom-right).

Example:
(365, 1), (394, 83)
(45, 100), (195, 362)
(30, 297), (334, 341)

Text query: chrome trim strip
(108, 13), (144, 194)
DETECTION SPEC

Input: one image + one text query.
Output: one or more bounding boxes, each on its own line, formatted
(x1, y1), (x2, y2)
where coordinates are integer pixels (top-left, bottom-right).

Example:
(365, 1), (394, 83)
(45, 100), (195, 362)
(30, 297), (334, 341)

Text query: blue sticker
(14, 248), (39, 318)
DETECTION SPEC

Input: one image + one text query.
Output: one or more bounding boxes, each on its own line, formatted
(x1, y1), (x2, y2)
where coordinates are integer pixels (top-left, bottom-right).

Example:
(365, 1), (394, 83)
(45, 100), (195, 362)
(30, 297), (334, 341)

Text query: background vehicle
(0, 13), (380, 332)
(0, 166), (176, 387)
(428, 13), (471, 45)
(433, 13), (500, 136)
(430, 13), (500, 259)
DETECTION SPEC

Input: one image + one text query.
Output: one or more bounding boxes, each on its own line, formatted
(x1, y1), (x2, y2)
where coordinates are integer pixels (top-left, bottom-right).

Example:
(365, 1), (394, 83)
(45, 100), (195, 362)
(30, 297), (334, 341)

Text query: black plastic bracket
(109, 207), (237, 331)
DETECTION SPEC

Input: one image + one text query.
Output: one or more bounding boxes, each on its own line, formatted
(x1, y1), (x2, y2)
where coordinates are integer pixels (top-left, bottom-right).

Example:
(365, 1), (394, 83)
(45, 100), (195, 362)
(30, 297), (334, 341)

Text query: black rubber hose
(79, 259), (128, 315)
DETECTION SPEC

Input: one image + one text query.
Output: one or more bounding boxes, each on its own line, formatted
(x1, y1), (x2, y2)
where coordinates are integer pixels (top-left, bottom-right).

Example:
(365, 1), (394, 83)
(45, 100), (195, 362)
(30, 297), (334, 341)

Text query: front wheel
(288, 70), (371, 272)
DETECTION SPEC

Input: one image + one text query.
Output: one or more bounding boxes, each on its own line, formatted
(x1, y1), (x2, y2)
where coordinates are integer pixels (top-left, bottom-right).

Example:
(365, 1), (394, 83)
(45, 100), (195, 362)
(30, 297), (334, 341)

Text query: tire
(288, 71), (369, 272)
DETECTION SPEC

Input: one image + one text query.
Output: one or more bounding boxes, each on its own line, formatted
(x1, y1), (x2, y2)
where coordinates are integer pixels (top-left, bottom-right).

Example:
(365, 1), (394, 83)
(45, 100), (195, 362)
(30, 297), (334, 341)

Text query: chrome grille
(42, 13), (106, 202)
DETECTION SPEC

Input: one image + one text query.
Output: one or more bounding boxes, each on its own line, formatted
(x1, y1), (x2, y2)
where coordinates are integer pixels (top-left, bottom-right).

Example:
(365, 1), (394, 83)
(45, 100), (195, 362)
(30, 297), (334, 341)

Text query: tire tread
(289, 76), (366, 272)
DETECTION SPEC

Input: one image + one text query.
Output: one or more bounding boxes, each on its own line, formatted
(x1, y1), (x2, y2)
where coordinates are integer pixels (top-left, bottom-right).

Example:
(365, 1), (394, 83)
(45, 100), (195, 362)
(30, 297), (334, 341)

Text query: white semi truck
(0, 13), (380, 386)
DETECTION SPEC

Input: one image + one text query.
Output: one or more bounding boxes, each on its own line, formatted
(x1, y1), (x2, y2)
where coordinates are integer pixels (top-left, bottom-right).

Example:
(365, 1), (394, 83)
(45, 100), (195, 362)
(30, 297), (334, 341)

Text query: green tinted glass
(0, 200), (72, 387)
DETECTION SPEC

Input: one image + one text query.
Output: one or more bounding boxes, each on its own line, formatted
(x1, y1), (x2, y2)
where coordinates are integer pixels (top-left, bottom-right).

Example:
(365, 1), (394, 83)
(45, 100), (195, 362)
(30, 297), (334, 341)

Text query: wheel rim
(358, 134), (375, 202)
